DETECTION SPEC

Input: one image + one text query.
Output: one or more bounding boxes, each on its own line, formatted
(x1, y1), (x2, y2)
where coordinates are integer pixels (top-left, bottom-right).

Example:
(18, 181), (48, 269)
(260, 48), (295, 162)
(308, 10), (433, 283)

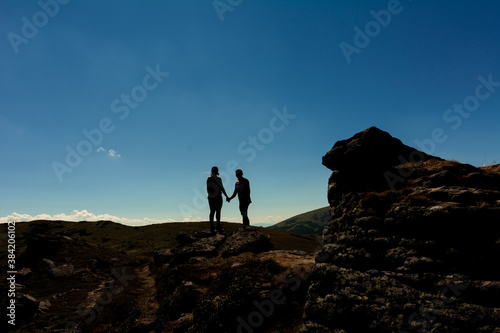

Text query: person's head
(211, 166), (219, 176)
(235, 169), (243, 179)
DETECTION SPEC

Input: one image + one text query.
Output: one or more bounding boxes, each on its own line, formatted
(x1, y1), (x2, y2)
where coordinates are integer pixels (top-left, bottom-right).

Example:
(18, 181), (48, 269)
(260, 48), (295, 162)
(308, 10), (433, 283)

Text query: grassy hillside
(269, 206), (331, 234)
(1, 220), (321, 260)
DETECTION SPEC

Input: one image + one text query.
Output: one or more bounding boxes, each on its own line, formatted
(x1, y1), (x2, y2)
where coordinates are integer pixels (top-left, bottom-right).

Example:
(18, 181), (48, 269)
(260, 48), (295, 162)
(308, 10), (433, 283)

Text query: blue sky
(1, 0), (499, 226)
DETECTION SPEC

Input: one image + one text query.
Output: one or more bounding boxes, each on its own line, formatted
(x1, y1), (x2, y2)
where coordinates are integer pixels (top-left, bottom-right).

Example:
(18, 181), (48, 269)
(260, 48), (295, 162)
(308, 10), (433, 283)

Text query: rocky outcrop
(303, 127), (500, 332)
(154, 226), (274, 265)
(219, 226), (274, 257)
(175, 233), (226, 262)
(151, 227), (311, 333)
(39, 258), (78, 277)
(322, 126), (440, 196)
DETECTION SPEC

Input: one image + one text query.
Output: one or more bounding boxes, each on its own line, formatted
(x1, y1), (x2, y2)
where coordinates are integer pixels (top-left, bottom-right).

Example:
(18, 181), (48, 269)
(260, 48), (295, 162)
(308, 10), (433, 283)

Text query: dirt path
(134, 264), (159, 329)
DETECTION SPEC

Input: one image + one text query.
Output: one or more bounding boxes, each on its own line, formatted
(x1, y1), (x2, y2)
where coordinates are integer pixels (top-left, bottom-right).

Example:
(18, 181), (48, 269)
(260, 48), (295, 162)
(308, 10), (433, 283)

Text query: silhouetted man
(207, 166), (229, 233)
(227, 169), (251, 226)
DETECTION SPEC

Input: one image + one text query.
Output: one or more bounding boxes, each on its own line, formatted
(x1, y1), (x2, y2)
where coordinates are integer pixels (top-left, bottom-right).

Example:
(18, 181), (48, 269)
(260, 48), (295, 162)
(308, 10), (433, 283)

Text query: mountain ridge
(269, 206), (330, 234)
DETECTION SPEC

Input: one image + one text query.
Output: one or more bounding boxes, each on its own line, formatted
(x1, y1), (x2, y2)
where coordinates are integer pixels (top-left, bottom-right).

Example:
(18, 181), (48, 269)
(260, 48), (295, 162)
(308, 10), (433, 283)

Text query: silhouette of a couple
(206, 167), (251, 234)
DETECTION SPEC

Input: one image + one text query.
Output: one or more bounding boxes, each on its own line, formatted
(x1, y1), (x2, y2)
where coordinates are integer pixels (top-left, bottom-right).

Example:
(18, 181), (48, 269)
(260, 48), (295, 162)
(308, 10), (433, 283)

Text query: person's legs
(215, 209), (224, 232)
(215, 197), (224, 232)
(239, 202), (250, 226)
(209, 210), (215, 232)
(208, 199), (217, 233)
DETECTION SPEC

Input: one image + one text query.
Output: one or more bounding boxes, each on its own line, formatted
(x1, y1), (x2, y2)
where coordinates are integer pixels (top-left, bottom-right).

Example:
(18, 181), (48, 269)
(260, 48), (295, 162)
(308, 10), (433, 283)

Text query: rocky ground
(1, 225), (315, 333)
(150, 227), (314, 333)
(1, 230), (139, 333)
(302, 127), (500, 332)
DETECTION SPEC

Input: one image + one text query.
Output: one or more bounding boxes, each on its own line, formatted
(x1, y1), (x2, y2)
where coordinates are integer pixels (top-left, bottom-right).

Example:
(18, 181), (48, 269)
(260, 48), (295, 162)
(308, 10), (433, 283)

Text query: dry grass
(479, 163), (500, 175)
(395, 158), (461, 172)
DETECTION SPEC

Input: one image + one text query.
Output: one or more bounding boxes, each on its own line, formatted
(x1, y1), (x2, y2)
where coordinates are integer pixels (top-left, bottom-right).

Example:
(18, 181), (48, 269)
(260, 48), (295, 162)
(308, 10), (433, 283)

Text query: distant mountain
(269, 206), (331, 234)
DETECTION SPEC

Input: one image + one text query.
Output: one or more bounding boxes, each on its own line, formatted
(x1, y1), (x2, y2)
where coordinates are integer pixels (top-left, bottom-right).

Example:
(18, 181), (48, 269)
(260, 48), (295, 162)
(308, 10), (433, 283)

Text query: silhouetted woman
(207, 166), (229, 233)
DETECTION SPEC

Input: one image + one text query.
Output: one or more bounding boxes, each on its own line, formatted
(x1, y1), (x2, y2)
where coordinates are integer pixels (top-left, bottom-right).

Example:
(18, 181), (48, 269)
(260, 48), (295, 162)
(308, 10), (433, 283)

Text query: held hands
(226, 197), (231, 203)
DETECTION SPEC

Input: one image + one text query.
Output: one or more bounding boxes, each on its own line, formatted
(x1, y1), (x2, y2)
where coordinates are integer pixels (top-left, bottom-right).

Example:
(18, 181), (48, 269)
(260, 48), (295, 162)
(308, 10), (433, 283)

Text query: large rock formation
(303, 127), (500, 332)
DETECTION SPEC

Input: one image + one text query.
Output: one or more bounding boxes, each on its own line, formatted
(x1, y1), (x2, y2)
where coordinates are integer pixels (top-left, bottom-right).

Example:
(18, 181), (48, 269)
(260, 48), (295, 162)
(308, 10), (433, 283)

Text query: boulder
(38, 299), (51, 313)
(17, 267), (32, 276)
(303, 127), (500, 332)
(39, 258), (77, 277)
(154, 248), (175, 267)
(175, 233), (226, 263)
(158, 227), (275, 263)
(219, 226), (274, 257)
(176, 232), (196, 246)
(322, 126), (440, 194)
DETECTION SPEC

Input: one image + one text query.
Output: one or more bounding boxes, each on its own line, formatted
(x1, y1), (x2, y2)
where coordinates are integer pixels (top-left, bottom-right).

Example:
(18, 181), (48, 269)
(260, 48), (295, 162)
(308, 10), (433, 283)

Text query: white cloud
(245, 215), (283, 228)
(222, 215), (238, 222)
(96, 147), (121, 158)
(108, 149), (120, 158)
(0, 210), (176, 226)
(180, 216), (202, 222)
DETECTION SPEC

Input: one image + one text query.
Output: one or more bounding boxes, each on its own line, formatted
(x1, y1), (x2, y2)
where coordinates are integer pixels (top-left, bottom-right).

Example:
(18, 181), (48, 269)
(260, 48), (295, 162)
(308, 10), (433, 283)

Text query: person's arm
(228, 183), (238, 201)
(246, 179), (252, 203)
(206, 178), (212, 198)
(218, 177), (229, 198)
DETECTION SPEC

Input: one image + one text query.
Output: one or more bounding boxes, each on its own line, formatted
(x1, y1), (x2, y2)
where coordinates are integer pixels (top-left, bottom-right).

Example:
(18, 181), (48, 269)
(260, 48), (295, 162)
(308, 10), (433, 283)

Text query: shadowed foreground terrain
(2, 126), (499, 332)
(0, 221), (318, 332)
